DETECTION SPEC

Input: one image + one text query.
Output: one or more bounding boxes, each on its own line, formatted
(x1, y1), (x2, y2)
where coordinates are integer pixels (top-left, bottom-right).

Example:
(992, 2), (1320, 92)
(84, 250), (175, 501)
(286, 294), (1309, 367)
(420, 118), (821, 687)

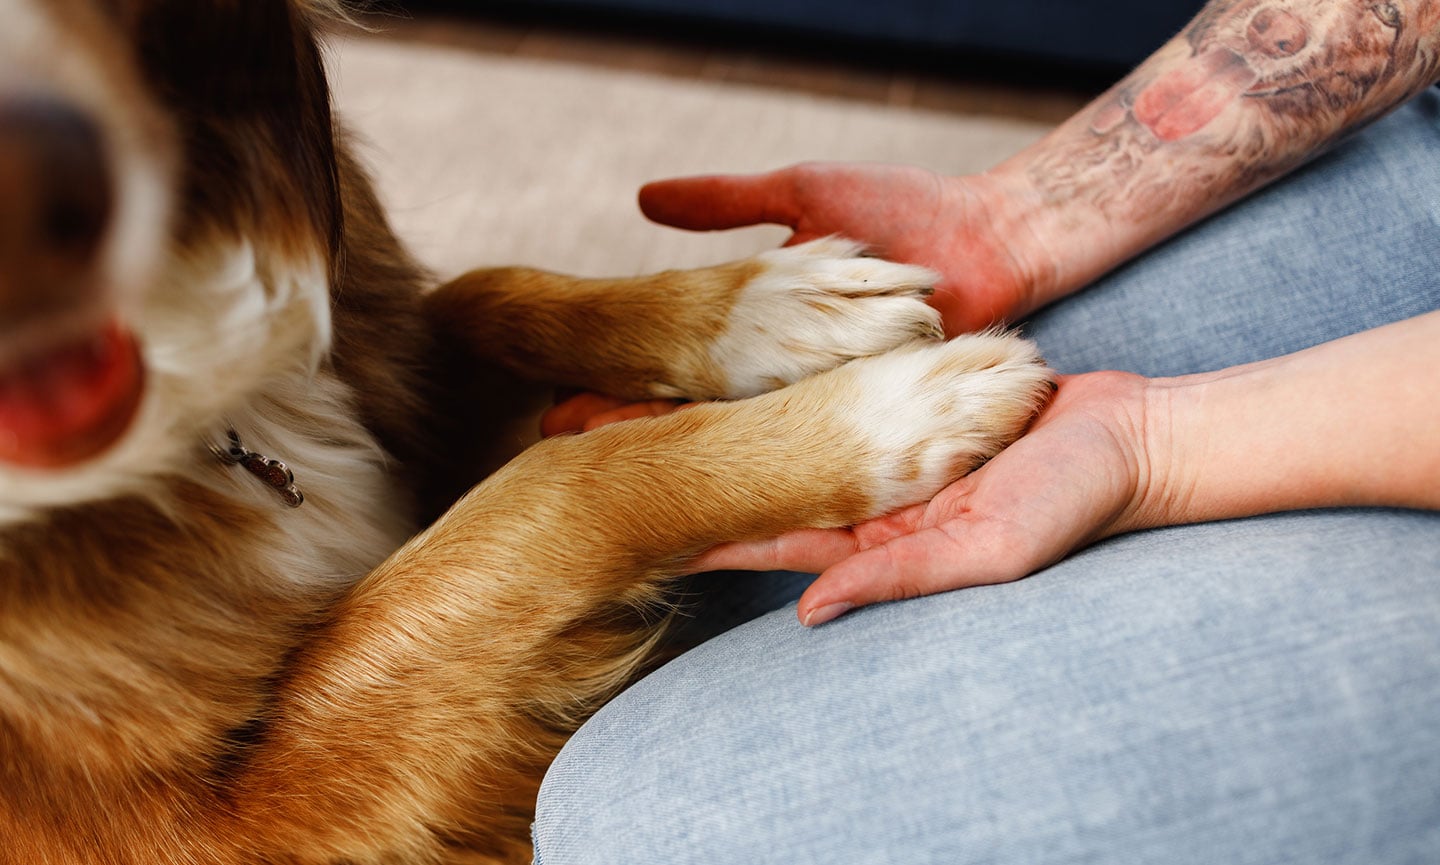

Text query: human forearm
(988, 0), (1440, 310)
(1137, 311), (1440, 530)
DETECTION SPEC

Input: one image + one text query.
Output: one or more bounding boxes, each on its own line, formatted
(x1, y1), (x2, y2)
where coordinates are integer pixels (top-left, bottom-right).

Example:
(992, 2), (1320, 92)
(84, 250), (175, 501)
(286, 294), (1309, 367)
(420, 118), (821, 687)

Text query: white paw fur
(829, 332), (1053, 515)
(708, 237), (943, 398)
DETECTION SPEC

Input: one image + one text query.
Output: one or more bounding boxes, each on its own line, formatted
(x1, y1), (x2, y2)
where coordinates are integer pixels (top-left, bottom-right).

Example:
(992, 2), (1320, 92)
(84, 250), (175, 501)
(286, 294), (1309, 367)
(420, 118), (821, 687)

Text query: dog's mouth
(1131, 7), (1315, 141)
(1132, 46), (1262, 141)
(0, 317), (144, 469)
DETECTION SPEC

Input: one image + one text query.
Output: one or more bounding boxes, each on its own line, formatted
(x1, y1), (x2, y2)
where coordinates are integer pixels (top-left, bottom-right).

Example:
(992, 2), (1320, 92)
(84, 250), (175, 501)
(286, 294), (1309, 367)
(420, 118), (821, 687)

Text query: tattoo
(1031, 0), (1440, 220)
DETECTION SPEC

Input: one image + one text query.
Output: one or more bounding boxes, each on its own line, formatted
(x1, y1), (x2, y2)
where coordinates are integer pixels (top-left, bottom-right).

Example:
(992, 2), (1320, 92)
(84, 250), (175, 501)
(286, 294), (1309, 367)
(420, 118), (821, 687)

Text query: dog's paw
(706, 237), (942, 398)
(831, 331), (1053, 515)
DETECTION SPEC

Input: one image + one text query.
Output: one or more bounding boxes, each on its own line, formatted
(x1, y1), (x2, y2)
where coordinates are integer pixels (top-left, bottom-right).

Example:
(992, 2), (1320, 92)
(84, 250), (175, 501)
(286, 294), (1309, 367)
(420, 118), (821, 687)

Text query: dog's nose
(1247, 8), (1308, 58)
(0, 96), (114, 258)
(0, 95), (114, 322)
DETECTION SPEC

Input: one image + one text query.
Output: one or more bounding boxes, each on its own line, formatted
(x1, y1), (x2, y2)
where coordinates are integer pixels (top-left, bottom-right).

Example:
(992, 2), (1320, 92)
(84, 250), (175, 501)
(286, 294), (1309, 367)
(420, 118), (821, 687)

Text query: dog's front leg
(212, 333), (1049, 865)
(424, 238), (943, 401)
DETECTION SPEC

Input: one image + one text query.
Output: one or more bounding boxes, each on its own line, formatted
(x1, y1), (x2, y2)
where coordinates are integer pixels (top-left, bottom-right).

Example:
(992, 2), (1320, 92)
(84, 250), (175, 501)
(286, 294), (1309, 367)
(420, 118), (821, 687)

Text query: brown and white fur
(0, 2), (1051, 863)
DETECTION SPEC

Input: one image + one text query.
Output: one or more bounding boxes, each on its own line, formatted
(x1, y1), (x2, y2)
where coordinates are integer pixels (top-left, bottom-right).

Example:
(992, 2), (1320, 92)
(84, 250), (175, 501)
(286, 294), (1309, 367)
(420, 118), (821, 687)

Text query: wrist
(1103, 373), (1191, 536)
(977, 159), (1136, 313)
(961, 166), (1065, 317)
(1141, 317), (1440, 521)
(1121, 374), (1201, 533)
(1085, 368), (1279, 538)
(1128, 364), (1312, 531)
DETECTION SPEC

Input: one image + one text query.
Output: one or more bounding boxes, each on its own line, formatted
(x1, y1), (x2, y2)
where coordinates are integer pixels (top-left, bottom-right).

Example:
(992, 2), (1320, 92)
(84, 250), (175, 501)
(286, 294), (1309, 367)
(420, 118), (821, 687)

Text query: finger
(688, 527), (862, 575)
(540, 393), (634, 437)
(639, 171), (800, 232)
(795, 522), (1031, 627)
(691, 499), (929, 575)
(580, 399), (687, 431)
(795, 526), (959, 626)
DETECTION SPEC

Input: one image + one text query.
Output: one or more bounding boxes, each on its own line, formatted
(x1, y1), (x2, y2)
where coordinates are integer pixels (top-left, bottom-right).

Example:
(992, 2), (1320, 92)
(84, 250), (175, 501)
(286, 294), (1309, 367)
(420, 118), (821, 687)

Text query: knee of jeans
(532, 726), (599, 862)
(532, 702), (665, 865)
(530, 605), (814, 864)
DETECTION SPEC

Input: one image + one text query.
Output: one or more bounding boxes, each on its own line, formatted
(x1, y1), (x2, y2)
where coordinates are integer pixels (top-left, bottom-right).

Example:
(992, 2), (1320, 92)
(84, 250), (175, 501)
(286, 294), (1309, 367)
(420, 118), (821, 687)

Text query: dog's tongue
(0, 319), (144, 469)
(1133, 47), (1259, 141)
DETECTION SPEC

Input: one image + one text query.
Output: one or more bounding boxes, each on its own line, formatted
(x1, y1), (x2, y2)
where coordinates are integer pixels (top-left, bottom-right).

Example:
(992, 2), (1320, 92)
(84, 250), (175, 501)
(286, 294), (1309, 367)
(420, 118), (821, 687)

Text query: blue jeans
(533, 89), (1440, 864)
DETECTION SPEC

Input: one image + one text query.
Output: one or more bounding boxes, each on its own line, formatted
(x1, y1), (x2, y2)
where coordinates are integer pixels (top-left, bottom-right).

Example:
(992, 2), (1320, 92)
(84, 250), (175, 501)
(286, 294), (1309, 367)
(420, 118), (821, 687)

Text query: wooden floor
(360, 8), (1103, 125)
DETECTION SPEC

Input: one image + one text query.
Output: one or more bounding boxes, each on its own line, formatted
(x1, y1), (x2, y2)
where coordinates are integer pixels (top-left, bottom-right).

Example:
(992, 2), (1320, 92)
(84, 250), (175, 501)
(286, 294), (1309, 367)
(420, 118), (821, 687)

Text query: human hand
(639, 162), (1051, 335)
(688, 371), (1167, 626)
(542, 162), (1055, 433)
(540, 392), (690, 437)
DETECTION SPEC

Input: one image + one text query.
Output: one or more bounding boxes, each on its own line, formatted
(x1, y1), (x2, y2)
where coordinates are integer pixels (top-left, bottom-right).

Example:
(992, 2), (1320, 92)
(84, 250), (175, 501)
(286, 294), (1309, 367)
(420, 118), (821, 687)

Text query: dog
(0, 2), (1052, 862)
(1031, 0), (1440, 218)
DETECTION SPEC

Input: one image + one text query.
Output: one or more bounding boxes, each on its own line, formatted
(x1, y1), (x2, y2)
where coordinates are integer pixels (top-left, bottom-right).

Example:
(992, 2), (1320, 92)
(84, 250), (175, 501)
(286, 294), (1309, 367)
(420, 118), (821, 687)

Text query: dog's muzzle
(0, 91), (145, 470)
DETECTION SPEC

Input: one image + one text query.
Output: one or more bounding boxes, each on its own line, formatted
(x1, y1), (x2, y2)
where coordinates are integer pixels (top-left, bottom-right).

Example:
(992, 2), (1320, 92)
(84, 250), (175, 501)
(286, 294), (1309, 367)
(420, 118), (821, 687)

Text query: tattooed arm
(1013, 0), (1440, 310)
(633, 0), (1440, 335)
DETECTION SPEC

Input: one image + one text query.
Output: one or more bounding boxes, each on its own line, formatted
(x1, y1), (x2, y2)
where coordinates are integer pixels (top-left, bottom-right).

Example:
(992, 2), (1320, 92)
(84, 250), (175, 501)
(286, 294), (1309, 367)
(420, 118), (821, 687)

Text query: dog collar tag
(211, 429), (305, 508)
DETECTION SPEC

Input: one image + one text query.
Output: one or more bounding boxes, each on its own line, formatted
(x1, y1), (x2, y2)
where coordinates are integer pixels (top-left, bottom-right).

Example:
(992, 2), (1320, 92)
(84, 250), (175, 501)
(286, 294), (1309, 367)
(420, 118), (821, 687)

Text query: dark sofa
(479, 0), (1208, 70)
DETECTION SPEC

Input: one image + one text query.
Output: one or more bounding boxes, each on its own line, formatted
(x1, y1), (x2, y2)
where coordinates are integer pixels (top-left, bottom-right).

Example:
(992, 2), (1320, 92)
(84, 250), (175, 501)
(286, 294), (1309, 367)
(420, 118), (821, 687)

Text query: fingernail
(802, 602), (854, 628)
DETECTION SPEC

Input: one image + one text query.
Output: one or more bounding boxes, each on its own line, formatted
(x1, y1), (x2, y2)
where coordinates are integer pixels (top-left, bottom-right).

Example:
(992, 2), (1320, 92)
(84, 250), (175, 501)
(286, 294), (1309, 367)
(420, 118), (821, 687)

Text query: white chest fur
(203, 365), (416, 590)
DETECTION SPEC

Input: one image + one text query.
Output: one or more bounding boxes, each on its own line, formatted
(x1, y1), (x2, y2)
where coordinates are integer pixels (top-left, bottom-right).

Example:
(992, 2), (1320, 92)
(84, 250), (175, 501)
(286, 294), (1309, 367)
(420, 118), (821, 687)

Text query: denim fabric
(537, 511), (1440, 865)
(1025, 89), (1440, 377)
(533, 89), (1440, 864)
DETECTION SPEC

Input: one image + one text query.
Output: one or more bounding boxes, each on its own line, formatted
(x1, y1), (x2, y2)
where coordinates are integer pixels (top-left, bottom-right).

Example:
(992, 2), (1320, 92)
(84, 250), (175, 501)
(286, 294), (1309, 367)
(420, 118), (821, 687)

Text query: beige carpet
(328, 34), (1052, 281)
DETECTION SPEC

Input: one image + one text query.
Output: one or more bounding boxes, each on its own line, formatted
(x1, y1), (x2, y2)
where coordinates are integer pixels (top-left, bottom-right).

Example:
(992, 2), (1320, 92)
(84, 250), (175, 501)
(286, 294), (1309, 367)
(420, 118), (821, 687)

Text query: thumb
(795, 522), (1033, 627)
(639, 171), (800, 232)
(686, 526), (864, 575)
(795, 526), (960, 627)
